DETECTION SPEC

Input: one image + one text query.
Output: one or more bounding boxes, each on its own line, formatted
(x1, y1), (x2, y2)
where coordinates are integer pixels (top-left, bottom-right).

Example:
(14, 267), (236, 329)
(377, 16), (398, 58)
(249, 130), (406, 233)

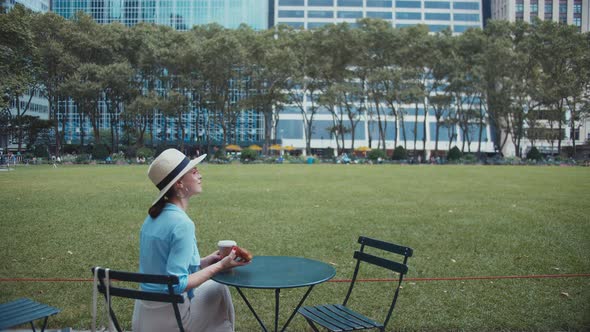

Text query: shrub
(367, 149), (387, 161)
(323, 147), (335, 159)
(62, 144), (80, 154)
(213, 148), (227, 160)
(462, 153), (478, 164)
(92, 144), (110, 160)
(240, 148), (258, 162)
(136, 147), (154, 159)
(33, 145), (49, 158)
(448, 146), (462, 161)
(526, 146), (542, 161)
(392, 146), (407, 160)
(75, 153), (91, 164)
(124, 145), (137, 158)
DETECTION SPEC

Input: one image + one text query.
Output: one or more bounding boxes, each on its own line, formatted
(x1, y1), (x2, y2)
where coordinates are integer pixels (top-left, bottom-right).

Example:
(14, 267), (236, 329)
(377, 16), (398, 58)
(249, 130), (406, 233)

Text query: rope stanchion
(0, 274), (589, 283)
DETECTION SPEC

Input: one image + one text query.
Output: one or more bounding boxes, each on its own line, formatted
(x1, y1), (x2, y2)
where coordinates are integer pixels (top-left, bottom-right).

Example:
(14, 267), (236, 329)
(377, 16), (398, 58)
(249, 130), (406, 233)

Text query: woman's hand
(200, 250), (223, 268)
(219, 248), (250, 270)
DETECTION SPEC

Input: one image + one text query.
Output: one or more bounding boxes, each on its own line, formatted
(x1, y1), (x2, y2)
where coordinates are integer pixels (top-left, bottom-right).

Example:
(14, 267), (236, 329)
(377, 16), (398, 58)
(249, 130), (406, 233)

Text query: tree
(283, 27), (326, 155)
(0, 4), (41, 151)
(482, 20), (515, 155)
(359, 19), (403, 150)
(197, 24), (246, 147)
(32, 12), (78, 156)
(237, 26), (291, 154)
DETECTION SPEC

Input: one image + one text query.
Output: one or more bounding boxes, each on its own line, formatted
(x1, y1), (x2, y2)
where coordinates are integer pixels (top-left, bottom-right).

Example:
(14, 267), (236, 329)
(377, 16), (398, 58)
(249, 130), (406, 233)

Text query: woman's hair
(148, 187), (177, 218)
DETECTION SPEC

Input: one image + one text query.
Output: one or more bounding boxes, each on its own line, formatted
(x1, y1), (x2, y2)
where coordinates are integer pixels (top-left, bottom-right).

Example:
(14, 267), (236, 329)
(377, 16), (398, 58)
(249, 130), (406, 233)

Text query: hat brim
(151, 154), (207, 206)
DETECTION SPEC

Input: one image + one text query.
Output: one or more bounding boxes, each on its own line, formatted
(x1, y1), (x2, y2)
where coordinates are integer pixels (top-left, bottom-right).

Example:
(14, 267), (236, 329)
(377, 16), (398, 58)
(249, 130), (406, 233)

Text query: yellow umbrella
(269, 144), (282, 151)
(225, 144), (242, 151)
(354, 146), (372, 152)
(283, 145), (295, 151)
(248, 144), (263, 151)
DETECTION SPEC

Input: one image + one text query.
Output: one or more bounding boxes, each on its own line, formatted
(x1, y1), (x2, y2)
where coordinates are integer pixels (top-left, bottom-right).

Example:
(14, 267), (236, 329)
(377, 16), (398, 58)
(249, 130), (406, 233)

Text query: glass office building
(51, 0), (269, 146)
(275, 0), (483, 33)
(491, 0), (589, 32)
(2, 0), (49, 12)
(52, 0), (269, 30)
(273, 0), (494, 156)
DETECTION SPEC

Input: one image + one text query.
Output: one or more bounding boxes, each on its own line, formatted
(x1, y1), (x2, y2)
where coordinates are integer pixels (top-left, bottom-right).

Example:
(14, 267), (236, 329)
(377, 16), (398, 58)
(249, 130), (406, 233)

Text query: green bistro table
(212, 256), (336, 332)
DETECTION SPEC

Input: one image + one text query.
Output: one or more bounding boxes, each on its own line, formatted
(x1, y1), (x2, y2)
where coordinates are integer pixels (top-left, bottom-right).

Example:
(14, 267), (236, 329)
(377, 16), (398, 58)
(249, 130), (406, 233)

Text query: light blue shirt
(139, 203), (201, 298)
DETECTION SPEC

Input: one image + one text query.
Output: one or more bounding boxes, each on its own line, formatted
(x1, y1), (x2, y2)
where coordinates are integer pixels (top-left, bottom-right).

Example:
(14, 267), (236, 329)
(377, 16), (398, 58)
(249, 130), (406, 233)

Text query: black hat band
(156, 157), (190, 190)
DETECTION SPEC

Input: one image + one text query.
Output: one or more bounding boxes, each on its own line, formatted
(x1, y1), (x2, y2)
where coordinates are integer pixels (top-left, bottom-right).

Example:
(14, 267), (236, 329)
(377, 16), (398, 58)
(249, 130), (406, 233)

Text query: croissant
(232, 246), (253, 262)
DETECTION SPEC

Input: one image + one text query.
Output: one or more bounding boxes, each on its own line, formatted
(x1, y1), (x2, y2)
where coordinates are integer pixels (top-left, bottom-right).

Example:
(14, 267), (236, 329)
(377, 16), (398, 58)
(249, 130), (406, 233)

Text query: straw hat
(147, 149), (207, 206)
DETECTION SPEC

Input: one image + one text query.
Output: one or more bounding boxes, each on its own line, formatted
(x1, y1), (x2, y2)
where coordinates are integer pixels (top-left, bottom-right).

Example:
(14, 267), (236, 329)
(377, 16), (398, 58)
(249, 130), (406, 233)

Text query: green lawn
(1, 164), (589, 331)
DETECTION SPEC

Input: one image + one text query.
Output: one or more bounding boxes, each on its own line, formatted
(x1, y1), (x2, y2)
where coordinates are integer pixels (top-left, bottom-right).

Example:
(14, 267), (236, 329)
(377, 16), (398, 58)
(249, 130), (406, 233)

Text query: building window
(396, 1), (421, 8)
(573, 17), (581, 28)
(425, 13), (450, 20)
(279, 21), (305, 28)
(308, 10), (334, 18)
(545, 0), (553, 12)
(279, 10), (304, 18)
(338, 0), (362, 6)
(573, 0), (582, 14)
(425, 1), (450, 9)
(337, 10), (363, 18)
(453, 25), (476, 33)
(366, 0), (392, 7)
(366, 11), (393, 19)
(308, 22), (331, 29)
(453, 2), (479, 10)
(454, 13), (479, 21)
(515, 0), (524, 13)
(396, 12), (421, 19)
(530, 0), (538, 13)
(559, 0), (567, 14)
(308, 0), (333, 5)
(544, 0), (553, 19)
(279, 0), (304, 5)
(428, 24), (450, 32)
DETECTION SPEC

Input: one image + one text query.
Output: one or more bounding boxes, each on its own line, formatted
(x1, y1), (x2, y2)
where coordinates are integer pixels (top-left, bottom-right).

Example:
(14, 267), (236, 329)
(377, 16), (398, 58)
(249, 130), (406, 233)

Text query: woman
(133, 148), (248, 332)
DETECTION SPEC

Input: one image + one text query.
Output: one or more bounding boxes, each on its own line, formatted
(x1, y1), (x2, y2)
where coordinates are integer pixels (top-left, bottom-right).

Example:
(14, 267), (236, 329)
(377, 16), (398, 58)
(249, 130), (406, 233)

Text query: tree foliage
(2, 6), (589, 158)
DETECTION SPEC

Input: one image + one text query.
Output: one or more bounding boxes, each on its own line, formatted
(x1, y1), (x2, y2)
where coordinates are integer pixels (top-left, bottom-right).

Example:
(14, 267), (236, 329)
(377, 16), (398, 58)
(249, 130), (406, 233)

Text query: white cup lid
(217, 240), (237, 247)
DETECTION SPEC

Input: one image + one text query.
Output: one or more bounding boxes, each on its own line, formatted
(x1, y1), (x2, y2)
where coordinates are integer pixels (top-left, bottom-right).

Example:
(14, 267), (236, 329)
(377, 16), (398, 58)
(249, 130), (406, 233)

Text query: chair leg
(40, 316), (49, 332)
(304, 317), (321, 332)
(30, 321), (37, 332)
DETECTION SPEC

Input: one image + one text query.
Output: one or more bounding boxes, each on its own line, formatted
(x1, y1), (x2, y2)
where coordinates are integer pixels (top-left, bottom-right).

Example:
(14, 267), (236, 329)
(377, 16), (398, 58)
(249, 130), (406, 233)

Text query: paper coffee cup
(217, 240), (237, 257)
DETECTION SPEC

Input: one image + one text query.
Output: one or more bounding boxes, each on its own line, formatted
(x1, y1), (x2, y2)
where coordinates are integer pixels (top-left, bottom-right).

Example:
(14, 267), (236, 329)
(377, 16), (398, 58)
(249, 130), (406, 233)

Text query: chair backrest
(342, 236), (413, 331)
(91, 267), (185, 332)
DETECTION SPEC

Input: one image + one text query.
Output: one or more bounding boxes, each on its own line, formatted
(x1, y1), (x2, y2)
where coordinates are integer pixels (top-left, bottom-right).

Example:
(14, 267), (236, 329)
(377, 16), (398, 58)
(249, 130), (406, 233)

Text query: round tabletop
(212, 256), (336, 289)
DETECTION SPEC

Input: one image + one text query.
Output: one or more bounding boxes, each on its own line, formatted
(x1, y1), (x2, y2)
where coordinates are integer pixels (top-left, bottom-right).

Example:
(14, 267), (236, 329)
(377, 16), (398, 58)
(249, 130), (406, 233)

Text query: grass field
(1, 164), (589, 331)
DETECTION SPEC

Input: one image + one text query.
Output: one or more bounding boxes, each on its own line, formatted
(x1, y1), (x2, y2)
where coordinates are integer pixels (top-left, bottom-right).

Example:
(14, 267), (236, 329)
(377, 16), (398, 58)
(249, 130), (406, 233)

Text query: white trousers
(132, 280), (235, 332)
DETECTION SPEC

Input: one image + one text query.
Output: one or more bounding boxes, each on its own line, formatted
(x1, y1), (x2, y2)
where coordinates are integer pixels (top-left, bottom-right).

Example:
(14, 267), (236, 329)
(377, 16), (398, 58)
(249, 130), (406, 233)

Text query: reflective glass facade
(51, 0), (269, 145)
(275, 0), (483, 33)
(3, 0), (49, 12)
(52, 0), (269, 30)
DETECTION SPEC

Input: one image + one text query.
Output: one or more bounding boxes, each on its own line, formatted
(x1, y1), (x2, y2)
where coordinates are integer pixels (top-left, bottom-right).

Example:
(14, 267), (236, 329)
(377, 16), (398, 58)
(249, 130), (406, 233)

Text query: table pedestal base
(235, 286), (315, 332)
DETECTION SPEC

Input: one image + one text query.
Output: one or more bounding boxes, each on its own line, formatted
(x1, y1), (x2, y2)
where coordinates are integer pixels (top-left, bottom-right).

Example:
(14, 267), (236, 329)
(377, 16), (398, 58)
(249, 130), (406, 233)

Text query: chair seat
(299, 304), (383, 331)
(0, 298), (61, 330)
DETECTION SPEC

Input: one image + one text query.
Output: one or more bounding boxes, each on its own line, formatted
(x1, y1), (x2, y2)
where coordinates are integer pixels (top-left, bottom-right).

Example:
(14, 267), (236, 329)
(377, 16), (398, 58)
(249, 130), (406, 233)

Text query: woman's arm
(185, 248), (248, 291)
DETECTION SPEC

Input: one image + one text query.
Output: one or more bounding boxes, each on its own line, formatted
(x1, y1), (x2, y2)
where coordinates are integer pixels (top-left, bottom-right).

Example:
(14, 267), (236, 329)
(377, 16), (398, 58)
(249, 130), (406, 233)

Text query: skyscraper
(274, 0), (482, 33)
(2, 0), (49, 13)
(491, 0), (589, 32)
(52, 0), (269, 30)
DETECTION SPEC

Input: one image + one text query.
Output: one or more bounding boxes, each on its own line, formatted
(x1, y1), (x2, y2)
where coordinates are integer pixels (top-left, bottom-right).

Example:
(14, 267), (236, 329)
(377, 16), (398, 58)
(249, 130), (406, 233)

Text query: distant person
(133, 149), (248, 332)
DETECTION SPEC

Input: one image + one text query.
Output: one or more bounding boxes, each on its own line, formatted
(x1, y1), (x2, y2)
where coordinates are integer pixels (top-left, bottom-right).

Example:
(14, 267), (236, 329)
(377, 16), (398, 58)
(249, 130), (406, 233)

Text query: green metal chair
(298, 236), (413, 332)
(91, 267), (185, 332)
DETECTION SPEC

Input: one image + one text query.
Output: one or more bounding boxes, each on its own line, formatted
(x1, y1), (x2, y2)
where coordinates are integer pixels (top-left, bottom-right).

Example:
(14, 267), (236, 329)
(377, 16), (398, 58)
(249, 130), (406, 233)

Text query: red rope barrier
(0, 274), (589, 283)
(328, 273), (590, 283)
